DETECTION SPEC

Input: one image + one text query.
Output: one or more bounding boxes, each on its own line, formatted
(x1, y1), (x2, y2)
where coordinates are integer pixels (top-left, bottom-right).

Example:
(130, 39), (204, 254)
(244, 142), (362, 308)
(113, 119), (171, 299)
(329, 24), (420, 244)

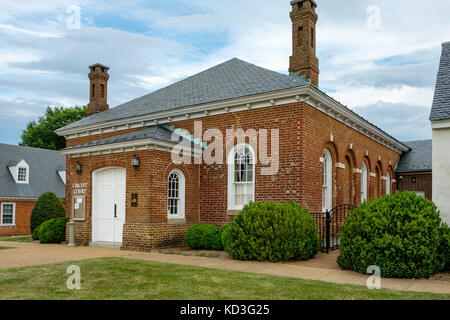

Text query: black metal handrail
(311, 204), (356, 253)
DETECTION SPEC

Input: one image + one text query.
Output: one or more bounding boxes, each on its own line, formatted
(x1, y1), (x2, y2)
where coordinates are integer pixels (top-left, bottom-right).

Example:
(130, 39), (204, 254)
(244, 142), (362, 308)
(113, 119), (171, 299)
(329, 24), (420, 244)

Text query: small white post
(67, 221), (77, 247)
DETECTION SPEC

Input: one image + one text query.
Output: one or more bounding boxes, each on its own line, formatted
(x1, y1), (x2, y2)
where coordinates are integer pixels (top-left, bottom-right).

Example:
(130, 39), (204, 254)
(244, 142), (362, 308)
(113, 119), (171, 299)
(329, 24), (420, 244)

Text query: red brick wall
(397, 172), (432, 201)
(0, 200), (35, 237)
(65, 101), (401, 250)
(65, 150), (200, 246)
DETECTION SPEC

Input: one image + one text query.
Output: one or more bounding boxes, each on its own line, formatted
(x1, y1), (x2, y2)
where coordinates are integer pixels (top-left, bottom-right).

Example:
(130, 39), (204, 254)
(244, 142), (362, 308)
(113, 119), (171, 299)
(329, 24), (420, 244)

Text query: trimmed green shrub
(224, 201), (319, 262)
(185, 224), (223, 250)
(438, 223), (450, 271)
(337, 191), (450, 279)
(39, 217), (69, 244)
(31, 225), (41, 240)
(30, 191), (65, 233)
(220, 224), (232, 251)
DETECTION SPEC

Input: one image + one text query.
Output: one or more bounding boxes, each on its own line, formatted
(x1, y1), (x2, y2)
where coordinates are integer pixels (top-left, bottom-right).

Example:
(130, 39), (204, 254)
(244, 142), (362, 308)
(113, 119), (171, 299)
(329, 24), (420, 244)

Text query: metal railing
(311, 204), (356, 253)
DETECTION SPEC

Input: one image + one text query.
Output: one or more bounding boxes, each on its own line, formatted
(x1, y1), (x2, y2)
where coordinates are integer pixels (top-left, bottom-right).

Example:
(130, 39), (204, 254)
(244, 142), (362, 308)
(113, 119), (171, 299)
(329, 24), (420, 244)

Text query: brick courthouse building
(57, 0), (409, 250)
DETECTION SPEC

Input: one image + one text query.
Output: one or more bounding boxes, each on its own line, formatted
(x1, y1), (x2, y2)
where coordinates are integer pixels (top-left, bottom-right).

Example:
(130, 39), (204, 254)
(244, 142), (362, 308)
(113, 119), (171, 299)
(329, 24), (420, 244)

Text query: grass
(0, 236), (33, 242)
(0, 258), (448, 300)
(0, 246), (12, 251)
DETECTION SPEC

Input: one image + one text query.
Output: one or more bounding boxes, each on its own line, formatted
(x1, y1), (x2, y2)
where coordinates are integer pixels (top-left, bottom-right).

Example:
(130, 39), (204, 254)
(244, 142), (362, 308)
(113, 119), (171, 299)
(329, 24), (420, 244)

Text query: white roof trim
(56, 86), (408, 154)
(61, 137), (202, 158)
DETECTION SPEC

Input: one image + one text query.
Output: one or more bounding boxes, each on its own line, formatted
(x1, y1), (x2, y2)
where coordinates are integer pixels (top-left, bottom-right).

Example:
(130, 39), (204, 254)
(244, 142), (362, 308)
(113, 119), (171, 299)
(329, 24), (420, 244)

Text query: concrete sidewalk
(0, 241), (449, 295)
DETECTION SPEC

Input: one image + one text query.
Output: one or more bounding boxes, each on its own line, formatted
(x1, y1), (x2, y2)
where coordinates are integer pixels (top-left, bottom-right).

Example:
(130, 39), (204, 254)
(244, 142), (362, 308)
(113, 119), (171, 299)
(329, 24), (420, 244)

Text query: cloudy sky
(0, 0), (449, 145)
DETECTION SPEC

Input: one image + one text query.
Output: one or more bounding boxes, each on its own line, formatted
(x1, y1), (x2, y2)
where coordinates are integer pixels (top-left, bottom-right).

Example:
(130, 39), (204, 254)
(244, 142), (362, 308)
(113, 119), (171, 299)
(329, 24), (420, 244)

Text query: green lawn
(0, 258), (448, 300)
(0, 246), (12, 251)
(0, 236), (33, 242)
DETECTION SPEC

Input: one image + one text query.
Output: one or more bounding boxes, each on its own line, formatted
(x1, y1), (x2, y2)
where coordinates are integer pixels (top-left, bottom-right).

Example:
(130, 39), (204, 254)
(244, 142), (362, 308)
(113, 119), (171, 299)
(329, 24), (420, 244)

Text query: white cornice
(56, 86), (408, 154)
(61, 137), (202, 158)
(431, 119), (450, 129)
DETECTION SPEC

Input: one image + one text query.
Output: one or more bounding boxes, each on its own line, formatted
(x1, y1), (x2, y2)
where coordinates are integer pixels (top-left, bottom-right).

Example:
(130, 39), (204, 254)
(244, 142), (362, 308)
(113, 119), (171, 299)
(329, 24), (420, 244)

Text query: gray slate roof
(64, 125), (189, 151)
(58, 58), (309, 132)
(0, 144), (66, 199)
(396, 140), (432, 173)
(430, 42), (450, 121)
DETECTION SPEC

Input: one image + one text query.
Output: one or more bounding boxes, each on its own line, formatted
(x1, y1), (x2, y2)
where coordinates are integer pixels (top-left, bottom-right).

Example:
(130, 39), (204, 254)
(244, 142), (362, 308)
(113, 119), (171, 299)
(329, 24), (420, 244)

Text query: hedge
(39, 217), (69, 244)
(223, 201), (319, 262)
(30, 191), (65, 233)
(337, 191), (450, 279)
(185, 224), (223, 250)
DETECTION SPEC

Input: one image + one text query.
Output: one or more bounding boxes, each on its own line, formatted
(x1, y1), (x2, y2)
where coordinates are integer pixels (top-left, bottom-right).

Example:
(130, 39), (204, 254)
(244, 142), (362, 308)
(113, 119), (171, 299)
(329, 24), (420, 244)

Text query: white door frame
(92, 167), (126, 243)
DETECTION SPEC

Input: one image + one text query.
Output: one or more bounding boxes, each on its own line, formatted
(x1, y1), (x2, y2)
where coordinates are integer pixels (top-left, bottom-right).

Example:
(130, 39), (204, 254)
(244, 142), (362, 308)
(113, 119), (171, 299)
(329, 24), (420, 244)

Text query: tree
(30, 191), (66, 233)
(20, 106), (87, 150)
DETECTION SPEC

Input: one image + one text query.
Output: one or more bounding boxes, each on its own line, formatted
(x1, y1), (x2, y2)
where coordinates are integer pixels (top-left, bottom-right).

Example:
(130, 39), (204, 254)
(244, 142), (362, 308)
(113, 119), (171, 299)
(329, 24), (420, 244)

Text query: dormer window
(8, 160), (30, 184)
(18, 167), (27, 182)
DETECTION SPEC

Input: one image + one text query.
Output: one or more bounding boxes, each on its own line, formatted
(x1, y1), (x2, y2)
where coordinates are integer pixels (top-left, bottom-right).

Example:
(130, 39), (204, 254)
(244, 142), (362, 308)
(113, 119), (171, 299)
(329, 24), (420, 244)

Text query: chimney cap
(290, 0), (317, 8)
(89, 63), (110, 71)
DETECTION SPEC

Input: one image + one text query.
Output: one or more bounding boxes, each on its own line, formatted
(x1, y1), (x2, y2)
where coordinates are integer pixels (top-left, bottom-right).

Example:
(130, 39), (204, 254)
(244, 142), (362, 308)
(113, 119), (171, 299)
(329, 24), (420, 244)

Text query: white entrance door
(92, 167), (126, 243)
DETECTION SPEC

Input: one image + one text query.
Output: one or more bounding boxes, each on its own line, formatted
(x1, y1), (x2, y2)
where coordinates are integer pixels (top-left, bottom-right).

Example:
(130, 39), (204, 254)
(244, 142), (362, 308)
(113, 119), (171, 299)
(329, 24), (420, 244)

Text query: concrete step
(89, 242), (122, 249)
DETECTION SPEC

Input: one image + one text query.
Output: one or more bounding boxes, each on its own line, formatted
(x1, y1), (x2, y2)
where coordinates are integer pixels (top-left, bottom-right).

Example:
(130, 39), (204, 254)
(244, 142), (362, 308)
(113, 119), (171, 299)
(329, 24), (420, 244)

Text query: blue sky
(1, 0), (449, 145)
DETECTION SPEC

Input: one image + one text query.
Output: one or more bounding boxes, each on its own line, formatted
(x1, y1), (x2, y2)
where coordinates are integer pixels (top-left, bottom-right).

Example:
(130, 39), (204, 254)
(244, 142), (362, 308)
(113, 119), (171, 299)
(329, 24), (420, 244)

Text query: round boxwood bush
(30, 191), (65, 233)
(220, 224), (232, 251)
(224, 201), (319, 262)
(337, 191), (450, 279)
(39, 217), (69, 244)
(31, 225), (41, 240)
(185, 224), (223, 250)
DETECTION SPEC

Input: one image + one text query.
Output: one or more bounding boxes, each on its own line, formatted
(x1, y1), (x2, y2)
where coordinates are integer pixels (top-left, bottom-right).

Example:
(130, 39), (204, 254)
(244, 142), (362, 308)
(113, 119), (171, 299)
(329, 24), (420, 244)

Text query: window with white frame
(322, 149), (333, 212)
(1, 203), (15, 225)
(167, 169), (185, 219)
(361, 161), (368, 202)
(386, 171), (391, 195)
(18, 167), (27, 182)
(228, 144), (255, 210)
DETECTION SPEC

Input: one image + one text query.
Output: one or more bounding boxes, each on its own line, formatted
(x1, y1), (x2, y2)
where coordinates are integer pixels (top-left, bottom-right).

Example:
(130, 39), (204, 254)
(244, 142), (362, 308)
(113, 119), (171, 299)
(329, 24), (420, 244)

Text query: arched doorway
(92, 167), (126, 244)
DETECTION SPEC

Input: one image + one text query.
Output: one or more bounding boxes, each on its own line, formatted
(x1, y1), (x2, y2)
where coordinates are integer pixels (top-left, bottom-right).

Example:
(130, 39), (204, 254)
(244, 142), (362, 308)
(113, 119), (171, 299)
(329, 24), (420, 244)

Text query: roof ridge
(0, 143), (61, 153)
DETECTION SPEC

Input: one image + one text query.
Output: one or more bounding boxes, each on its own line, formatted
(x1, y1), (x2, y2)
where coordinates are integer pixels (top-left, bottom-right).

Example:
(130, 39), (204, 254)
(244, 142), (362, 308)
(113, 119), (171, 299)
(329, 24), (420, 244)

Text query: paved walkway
(0, 241), (449, 295)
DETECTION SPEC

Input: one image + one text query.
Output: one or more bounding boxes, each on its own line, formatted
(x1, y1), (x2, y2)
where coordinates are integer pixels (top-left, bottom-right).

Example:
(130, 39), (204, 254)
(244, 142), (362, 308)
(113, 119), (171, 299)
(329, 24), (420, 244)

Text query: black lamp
(131, 155), (140, 170)
(75, 161), (82, 174)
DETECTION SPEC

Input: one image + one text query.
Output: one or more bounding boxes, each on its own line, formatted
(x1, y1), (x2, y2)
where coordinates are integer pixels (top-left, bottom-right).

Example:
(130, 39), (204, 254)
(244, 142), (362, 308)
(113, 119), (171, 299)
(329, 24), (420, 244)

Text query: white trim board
(56, 85), (409, 154)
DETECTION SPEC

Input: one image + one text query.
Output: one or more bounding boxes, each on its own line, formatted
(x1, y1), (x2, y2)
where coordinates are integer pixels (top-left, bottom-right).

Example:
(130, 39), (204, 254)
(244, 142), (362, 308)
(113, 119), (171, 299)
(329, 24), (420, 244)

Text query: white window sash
(1, 203), (15, 226)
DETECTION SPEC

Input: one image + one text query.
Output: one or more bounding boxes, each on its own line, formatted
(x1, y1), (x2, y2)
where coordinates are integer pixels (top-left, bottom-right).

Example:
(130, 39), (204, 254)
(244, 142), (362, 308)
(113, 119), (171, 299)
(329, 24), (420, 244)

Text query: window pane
(18, 167), (27, 182)
(2, 204), (14, 224)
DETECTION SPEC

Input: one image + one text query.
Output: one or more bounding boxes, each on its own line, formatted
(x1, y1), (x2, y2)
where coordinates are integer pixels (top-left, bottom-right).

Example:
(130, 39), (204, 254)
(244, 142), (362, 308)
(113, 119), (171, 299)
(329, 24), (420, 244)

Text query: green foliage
(224, 201), (319, 262)
(438, 223), (450, 271)
(338, 191), (450, 279)
(20, 106), (86, 150)
(30, 192), (66, 233)
(39, 217), (69, 244)
(185, 224), (223, 250)
(32, 226), (41, 240)
(220, 224), (232, 251)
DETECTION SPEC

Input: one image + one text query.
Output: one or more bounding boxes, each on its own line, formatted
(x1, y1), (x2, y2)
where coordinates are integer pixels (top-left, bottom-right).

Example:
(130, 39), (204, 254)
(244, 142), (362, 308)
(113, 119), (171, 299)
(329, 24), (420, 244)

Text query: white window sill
(0, 224), (16, 227)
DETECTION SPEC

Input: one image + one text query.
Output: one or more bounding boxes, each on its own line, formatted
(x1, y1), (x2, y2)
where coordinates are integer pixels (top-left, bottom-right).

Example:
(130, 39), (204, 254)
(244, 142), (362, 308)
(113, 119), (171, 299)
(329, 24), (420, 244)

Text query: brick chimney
(87, 63), (110, 116)
(289, 0), (319, 87)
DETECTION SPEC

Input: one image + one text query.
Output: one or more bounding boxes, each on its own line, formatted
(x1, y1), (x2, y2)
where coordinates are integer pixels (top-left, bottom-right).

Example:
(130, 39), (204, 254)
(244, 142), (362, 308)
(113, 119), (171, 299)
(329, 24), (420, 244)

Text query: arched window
(322, 149), (333, 212)
(386, 171), (391, 195)
(228, 144), (255, 210)
(361, 161), (368, 202)
(167, 169), (185, 219)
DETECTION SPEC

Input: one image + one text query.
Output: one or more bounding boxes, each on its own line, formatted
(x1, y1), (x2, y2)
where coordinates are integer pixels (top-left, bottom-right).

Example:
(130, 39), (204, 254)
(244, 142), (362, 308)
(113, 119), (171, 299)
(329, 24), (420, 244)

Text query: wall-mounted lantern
(75, 161), (82, 175)
(412, 176), (417, 183)
(131, 155), (140, 170)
